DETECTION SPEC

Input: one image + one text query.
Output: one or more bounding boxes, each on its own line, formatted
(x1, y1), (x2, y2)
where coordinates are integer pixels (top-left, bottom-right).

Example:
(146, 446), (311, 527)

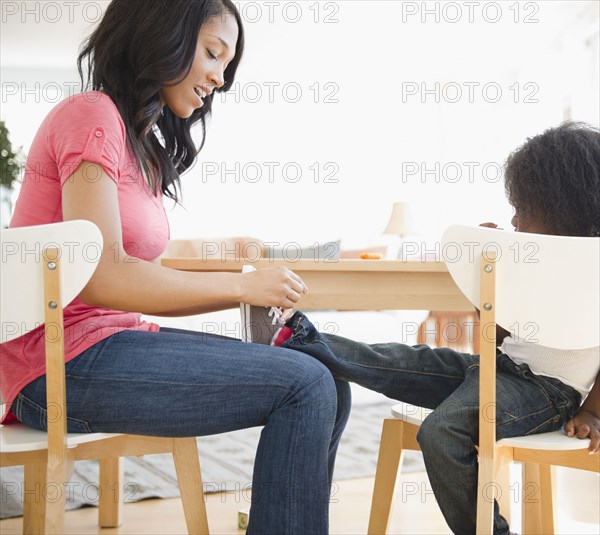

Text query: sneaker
(240, 265), (285, 344)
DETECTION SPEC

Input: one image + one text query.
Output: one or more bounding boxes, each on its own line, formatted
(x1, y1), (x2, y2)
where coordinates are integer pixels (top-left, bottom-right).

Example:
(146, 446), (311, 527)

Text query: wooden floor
(2, 469), (597, 534)
(0, 472), (451, 535)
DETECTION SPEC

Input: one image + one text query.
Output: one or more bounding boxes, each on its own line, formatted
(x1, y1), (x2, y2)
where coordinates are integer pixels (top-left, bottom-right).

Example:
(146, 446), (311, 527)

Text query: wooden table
(161, 258), (472, 312)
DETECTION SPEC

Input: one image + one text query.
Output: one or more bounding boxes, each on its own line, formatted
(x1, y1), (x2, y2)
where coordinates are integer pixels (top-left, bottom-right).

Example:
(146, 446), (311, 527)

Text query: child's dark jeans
(281, 312), (582, 535)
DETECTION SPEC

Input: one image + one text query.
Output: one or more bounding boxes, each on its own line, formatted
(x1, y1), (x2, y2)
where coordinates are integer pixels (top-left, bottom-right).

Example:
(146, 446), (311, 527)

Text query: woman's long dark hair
(77, 0), (244, 202)
(504, 122), (600, 237)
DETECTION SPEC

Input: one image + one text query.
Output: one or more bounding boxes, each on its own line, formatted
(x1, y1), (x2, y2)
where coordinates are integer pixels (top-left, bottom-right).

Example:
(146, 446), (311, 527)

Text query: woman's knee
(297, 354), (338, 401)
(275, 349), (339, 420)
(334, 379), (352, 422)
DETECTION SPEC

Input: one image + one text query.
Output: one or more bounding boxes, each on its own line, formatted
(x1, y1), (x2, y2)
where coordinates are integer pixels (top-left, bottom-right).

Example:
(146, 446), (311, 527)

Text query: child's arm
(564, 371), (600, 454)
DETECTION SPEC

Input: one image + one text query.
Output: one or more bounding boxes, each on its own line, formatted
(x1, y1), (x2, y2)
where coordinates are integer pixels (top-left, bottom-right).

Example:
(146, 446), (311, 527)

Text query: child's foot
(240, 303), (285, 344)
(240, 265), (285, 344)
(273, 325), (294, 347)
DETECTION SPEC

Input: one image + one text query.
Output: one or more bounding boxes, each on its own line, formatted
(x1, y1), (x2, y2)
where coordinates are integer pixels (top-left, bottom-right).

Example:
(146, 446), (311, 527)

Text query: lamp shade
(383, 202), (409, 236)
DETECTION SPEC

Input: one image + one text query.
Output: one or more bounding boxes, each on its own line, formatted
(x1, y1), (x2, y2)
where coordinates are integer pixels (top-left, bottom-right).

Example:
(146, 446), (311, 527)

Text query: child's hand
(564, 409), (600, 454)
(479, 222), (503, 230)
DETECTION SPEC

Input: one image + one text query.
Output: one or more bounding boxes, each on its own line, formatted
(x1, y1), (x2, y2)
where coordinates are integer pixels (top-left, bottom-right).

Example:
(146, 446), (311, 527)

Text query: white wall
(1, 0), (599, 247)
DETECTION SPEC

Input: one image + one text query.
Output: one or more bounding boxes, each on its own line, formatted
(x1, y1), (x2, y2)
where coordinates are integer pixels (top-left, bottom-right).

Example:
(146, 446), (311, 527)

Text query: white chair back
(441, 225), (600, 350)
(0, 220), (103, 343)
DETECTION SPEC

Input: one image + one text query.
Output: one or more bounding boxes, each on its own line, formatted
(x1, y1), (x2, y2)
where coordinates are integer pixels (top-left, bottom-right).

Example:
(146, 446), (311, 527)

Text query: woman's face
(160, 14), (238, 119)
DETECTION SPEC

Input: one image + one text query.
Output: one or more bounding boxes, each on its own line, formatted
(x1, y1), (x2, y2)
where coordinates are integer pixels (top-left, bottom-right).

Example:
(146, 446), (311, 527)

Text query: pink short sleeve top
(1, 91), (170, 422)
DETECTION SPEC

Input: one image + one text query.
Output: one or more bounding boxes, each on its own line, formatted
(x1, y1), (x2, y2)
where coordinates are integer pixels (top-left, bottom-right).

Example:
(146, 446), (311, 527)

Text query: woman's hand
(62, 161), (271, 316)
(479, 222), (503, 229)
(240, 267), (308, 309)
(564, 409), (600, 454)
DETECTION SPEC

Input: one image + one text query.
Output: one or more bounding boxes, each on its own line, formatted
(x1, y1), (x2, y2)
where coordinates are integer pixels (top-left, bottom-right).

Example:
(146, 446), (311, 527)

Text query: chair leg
(368, 418), (405, 535)
(476, 454), (496, 535)
(522, 462), (554, 535)
(538, 464), (556, 535)
(496, 462), (511, 526)
(98, 457), (124, 528)
(522, 463), (540, 535)
(173, 437), (209, 535)
(23, 463), (46, 535)
(42, 454), (73, 535)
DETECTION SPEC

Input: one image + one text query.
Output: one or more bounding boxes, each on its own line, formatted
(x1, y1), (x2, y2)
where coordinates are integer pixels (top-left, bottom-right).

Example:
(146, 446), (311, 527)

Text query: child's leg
(281, 313), (582, 534)
(418, 355), (580, 535)
(281, 311), (479, 409)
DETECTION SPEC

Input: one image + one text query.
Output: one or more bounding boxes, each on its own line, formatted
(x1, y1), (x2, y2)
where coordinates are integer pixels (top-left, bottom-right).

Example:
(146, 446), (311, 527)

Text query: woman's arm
(62, 162), (307, 316)
(564, 370), (600, 454)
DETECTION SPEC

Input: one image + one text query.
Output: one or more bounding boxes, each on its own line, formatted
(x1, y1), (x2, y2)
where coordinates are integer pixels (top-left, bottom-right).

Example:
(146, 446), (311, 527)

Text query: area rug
(0, 395), (425, 519)
(1, 310), (429, 519)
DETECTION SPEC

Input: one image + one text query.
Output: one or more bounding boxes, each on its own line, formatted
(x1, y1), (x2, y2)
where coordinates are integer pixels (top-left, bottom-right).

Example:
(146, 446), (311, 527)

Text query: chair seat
(497, 431), (591, 450)
(391, 402), (433, 425)
(0, 423), (121, 452)
(390, 403), (591, 451)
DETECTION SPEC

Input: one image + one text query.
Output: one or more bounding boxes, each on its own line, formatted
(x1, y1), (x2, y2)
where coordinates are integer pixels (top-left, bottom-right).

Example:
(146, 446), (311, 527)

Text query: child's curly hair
(504, 122), (600, 237)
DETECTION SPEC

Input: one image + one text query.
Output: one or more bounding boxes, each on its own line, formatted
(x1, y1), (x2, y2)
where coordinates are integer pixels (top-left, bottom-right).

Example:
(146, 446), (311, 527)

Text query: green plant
(0, 121), (23, 189)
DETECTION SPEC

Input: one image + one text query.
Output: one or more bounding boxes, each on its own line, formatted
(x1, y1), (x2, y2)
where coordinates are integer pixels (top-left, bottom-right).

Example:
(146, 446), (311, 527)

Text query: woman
(0, 1), (351, 533)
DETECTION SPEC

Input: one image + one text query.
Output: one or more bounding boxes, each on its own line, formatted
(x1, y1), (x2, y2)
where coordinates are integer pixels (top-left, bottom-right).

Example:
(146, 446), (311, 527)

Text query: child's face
(511, 212), (549, 234)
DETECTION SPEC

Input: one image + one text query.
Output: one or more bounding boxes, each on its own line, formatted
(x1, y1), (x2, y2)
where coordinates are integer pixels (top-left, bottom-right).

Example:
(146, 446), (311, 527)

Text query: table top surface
(161, 258), (471, 311)
(161, 258), (449, 273)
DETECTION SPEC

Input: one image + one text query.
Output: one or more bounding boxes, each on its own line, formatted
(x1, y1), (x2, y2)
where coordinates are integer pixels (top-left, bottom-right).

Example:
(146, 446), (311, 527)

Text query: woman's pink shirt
(1, 91), (169, 422)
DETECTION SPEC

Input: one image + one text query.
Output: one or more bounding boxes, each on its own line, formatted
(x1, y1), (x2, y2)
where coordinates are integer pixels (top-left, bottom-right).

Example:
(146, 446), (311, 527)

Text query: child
(245, 122), (600, 534)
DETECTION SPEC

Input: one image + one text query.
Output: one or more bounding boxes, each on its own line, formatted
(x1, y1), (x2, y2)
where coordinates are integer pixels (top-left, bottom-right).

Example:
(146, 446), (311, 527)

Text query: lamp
(383, 202), (410, 259)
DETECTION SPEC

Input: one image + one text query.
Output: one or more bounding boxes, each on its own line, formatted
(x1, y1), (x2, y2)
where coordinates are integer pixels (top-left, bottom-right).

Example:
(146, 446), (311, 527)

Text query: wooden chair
(0, 220), (209, 535)
(368, 225), (600, 535)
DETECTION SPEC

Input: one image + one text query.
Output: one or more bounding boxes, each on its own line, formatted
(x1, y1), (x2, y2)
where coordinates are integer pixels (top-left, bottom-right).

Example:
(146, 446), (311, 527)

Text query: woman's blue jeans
(12, 327), (352, 535)
(280, 312), (582, 535)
